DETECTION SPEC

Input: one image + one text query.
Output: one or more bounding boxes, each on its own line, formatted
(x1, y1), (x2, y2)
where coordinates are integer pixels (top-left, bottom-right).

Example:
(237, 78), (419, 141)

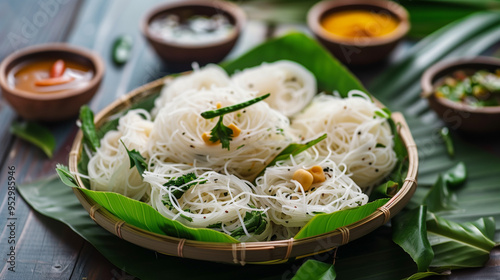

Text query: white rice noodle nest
(254, 153), (368, 239)
(290, 91), (397, 193)
(147, 85), (294, 181)
(147, 169), (273, 242)
(153, 64), (231, 115)
(231, 60), (317, 117)
(87, 109), (153, 201)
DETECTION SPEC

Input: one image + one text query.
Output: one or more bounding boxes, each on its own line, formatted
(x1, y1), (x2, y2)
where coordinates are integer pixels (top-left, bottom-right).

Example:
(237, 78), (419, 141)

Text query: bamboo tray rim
(69, 75), (418, 265)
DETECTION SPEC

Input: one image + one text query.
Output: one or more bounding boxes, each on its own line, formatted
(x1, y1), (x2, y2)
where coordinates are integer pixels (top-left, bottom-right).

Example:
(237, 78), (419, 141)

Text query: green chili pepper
(200, 93), (271, 119)
(112, 35), (133, 65)
(79, 105), (100, 152)
(439, 127), (454, 158)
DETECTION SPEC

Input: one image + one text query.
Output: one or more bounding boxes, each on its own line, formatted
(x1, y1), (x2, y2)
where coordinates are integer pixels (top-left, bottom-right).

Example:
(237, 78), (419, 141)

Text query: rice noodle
(231, 60), (316, 117)
(87, 109), (153, 201)
(290, 91), (396, 193)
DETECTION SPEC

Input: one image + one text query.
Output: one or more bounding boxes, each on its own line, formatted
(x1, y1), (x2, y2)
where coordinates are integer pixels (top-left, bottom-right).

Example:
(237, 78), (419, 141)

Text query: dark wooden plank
(70, 242), (138, 280)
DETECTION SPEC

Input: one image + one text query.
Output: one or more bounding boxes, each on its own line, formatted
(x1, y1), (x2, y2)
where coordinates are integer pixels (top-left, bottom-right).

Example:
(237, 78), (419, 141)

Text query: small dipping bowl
(307, 0), (410, 65)
(421, 56), (500, 133)
(141, 0), (245, 67)
(0, 43), (104, 121)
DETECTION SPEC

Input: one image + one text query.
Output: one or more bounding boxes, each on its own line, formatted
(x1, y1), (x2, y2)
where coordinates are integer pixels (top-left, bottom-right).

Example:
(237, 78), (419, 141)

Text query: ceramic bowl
(141, 0), (245, 67)
(307, 0), (410, 65)
(0, 43), (104, 121)
(421, 56), (500, 133)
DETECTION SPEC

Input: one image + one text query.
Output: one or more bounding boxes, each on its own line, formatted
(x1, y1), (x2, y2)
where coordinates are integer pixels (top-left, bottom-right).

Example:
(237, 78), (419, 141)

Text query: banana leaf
(77, 187), (239, 243)
(369, 11), (500, 242)
(221, 32), (366, 96)
(427, 214), (496, 268)
(294, 199), (389, 239)
(292, 259), (336, 280)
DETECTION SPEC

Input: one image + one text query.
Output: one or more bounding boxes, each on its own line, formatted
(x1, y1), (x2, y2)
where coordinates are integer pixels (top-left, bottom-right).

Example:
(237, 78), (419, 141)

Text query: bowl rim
(68, 75), (419, 264)
(307, 0), (410, 47)
(0, 42), (105, 101)
(140, 0), (246, 50)
(421, 55), (500, 114)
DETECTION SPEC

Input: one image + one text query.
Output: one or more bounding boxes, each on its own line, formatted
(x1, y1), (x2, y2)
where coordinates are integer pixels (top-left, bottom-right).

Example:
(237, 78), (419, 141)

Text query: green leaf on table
(423, 175), (458, 213)
(10, 120), (56, 158)
(77, 187), (238, 243)
(292, 259), (336, 280)
(55, 164), (79, 188)
(443, 162), (467, 189)
(221, 32), (366, 96)
(392, 206), (434, 272)
(427, 213), (496, 268)
(294, 198), (389, 239)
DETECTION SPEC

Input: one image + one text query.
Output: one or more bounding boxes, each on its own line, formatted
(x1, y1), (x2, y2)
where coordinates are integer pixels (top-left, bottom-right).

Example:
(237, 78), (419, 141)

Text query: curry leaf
(294, 199), (389, 239)
(79, 105), (100, 152)
(121, 140), (148, 177)
(230, 211), (268, 238)
(55, 164), (79, 188)
(292, 259), (336, 280)
(268, 134), (327, 168)
(10, 121), (56, 158)
(392, 206), (434, 272)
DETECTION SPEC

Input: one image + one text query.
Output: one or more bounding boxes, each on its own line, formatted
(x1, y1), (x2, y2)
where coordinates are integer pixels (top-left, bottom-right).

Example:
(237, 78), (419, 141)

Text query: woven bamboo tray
(69, 76), (418, 265)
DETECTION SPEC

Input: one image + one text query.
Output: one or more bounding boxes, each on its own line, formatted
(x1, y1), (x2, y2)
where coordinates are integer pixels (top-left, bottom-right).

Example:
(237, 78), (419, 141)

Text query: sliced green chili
(200, 93), (270, 119)
(112, 35), (133, 65)
(439, 127), (454, 158)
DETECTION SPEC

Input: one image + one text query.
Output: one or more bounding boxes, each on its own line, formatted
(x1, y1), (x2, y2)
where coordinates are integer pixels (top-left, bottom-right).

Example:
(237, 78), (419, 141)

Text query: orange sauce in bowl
(321, 10), (399, 40)
(9, 59), (93, 94)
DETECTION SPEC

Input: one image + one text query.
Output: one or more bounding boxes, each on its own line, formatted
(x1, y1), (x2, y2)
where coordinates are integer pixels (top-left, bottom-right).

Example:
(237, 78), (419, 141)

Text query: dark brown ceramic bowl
(307, 0), (410, 65)
(421, 56), (500, 133)
(0, 43), (104, 121)
(141, 0), (245, 66)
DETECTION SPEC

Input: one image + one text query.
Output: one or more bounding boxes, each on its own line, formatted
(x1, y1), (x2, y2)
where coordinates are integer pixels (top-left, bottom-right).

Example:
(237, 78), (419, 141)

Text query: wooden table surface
(0, 0), (498, 279)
